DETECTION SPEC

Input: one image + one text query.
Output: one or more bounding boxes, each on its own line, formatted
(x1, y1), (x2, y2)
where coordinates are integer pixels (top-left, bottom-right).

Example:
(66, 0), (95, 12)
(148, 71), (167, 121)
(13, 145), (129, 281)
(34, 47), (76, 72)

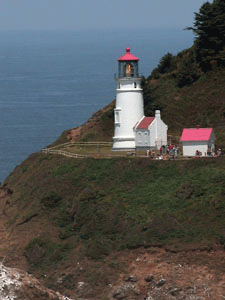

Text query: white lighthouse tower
(112, 47), (144, 150)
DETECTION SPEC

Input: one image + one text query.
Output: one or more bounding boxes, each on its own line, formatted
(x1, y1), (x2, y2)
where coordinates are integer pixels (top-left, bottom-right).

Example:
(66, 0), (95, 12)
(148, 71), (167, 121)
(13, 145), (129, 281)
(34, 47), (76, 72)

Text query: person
(207, 148), (211, 157)
(174, 147), (178, 158)
(167, 145), (170, 155)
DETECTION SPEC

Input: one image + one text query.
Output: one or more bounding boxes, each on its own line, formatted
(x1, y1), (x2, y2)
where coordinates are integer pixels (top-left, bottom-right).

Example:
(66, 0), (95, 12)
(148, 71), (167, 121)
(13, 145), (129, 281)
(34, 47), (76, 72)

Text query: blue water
(0, 28), (194, 182)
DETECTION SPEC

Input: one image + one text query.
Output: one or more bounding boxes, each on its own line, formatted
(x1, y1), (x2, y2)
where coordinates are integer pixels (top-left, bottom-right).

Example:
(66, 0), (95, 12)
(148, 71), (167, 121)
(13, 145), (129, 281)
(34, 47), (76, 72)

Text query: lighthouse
(112, 47), (144, 150)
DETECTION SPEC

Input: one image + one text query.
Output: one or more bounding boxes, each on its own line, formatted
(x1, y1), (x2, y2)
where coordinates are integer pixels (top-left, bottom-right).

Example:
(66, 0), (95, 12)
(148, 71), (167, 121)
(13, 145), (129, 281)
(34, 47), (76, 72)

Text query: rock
(77, 281), (86, 289)
(133, 286), (141, 295)
(144, 275), (154, 282)
(156, 278), (166, 287)
(145, 293), (155, 300)
(124, 274), (138, 282)
(57, 277), (64, 284)
(0, 263), (74, 300)
(110, 283), (137, 299)
(170, 287), (182, 296)
(112, 286), (129, 299)
(77, 281), (89, 296)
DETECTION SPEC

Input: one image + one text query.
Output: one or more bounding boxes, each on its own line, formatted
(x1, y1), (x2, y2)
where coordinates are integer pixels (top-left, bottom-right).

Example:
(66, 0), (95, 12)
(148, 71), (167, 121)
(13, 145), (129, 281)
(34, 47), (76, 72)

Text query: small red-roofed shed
(180, 126), (215, 156)
(134, 110), (168, 149)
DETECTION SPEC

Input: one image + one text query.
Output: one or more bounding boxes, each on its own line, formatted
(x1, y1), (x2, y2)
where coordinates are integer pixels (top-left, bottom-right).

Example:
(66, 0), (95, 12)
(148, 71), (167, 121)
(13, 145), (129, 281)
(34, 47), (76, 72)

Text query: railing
(44, 141), (112, 150)
(41, 141), (113, 159)
(114, 73), (143, 79)
(42, 148), (89, 158)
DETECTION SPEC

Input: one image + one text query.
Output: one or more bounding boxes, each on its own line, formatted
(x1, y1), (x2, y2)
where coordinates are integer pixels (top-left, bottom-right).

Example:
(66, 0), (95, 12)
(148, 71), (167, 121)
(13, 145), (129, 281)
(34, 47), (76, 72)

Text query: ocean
(0, 28), (194, 182)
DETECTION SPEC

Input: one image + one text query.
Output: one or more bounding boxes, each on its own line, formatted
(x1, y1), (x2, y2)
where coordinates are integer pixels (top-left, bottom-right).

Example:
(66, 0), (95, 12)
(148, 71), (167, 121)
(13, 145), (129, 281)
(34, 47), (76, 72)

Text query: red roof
(118, 47), (139, 61)
(180, 127), (213, 141)
(137, 117), (155, 129)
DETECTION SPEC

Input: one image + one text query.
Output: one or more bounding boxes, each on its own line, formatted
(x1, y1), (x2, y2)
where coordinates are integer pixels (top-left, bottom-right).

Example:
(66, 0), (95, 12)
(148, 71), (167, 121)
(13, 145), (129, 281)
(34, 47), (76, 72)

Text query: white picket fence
(41, 141), (113, 159)
(41, 148), (88, 158)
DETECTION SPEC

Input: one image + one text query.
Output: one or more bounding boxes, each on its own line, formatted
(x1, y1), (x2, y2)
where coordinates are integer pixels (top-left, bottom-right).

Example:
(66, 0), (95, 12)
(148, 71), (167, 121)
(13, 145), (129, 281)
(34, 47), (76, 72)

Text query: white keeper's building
(112, 47), (168, 151)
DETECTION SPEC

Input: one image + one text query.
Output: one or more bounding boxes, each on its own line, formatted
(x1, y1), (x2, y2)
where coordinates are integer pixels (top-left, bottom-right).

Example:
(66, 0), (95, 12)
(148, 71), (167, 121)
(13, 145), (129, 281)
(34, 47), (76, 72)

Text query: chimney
(155, 110), (161, 119)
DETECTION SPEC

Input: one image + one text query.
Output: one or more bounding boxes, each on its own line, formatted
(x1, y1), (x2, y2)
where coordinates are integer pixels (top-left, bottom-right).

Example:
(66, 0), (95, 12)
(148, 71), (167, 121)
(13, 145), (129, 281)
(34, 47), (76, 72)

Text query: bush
(24, 237), (69, 268)
(41, 190), (62, 208)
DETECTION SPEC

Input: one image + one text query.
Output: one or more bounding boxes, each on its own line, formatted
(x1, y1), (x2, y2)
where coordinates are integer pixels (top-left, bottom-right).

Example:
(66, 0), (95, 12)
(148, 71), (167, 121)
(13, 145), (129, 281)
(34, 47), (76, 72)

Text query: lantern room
(117, 47), (139, 78)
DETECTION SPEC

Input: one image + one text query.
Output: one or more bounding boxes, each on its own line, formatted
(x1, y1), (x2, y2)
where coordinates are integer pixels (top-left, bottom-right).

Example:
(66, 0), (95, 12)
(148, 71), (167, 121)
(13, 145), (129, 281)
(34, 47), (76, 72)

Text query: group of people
(160, 144), (178, 158)
(145, 145), (223, 159)
(145, 144), (179, 160)
(195, 148), (223, 157)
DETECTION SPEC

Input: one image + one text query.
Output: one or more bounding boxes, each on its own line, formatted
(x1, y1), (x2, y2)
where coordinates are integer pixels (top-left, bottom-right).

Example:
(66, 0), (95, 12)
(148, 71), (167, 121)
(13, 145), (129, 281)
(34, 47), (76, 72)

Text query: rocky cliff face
(107, 246), (225, 300)
(2, 246), (225, 300)
(0, 263), (73, 300)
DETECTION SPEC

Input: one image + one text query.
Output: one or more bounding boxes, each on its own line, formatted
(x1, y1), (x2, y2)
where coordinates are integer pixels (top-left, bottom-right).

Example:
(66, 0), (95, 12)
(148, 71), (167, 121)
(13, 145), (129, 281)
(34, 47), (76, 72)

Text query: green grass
(5, 153), (225, 262)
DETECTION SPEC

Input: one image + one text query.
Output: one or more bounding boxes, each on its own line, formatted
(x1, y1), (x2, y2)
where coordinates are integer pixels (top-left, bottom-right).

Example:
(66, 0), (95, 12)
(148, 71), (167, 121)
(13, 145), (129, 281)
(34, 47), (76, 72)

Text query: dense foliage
(150, 53), (176, 79)
(175, 48), (201, 88)
(149, 0), (225, 86)
(188, 0), (225, 72)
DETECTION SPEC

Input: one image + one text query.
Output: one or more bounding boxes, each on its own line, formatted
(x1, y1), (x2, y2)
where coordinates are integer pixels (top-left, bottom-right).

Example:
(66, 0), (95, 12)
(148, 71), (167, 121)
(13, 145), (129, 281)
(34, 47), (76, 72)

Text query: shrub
(24, 237), (69, 268)
(41, 190), (62, 208)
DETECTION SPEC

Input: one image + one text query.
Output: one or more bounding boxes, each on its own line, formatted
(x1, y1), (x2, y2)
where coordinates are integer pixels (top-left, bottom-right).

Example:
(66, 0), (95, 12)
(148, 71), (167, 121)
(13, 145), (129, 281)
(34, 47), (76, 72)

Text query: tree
(150, 53), (176, 79)
(187, 0), (225, 72)
(175, 48), (201, 87)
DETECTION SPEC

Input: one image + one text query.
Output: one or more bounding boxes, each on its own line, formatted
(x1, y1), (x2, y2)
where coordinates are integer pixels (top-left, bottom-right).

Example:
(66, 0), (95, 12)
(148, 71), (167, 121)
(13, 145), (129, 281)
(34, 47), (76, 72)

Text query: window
(123, 63), (134, 77)
(116, 112), (120, 123)
(114, 109), (121, 124)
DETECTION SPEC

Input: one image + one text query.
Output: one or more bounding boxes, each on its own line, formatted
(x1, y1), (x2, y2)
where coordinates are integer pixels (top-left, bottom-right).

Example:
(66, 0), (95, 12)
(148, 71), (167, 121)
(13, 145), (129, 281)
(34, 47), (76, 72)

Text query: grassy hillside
(142, 52), (225, 147)
(4, 153), (225, 259)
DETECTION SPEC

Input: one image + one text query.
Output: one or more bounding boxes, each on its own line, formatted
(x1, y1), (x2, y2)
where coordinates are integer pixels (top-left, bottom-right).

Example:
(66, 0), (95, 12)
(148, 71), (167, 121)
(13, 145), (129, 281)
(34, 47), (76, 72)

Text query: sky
(0, 0), (211, 31)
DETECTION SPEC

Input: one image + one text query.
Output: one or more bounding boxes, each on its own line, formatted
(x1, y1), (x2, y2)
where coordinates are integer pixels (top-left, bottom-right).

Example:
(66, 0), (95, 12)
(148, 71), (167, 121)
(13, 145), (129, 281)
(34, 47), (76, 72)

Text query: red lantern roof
(118, 47), (139, 61)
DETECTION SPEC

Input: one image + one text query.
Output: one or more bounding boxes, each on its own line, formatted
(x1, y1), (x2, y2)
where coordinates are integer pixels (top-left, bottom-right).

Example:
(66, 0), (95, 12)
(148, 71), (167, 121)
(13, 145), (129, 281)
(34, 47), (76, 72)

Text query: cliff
(1, 151), (225, 298)
(1, 22), (225, 298)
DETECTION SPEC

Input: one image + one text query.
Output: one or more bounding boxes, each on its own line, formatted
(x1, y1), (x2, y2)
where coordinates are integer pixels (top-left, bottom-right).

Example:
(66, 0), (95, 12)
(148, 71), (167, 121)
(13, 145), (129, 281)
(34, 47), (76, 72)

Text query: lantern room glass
(118, 61), (139, 78)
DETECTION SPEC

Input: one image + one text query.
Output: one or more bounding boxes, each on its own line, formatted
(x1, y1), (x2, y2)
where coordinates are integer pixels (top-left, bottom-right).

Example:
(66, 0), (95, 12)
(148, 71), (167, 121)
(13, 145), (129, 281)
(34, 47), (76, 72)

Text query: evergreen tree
(188, 0), (225, 72)
(175, 48), (201, 87)
(150, 52), (176, 79)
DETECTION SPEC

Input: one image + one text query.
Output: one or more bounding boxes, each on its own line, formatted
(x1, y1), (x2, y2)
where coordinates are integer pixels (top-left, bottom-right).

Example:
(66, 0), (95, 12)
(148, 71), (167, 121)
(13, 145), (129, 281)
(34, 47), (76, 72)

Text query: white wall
(157, 120), (167, 148)
(136, 129), (150, 148)
(153, 111), (168, 149)
(149, 120), (157, 148)
(113, 77), (144, 150)
(135, 111), (168, 150)
(182, 141), (208, 156)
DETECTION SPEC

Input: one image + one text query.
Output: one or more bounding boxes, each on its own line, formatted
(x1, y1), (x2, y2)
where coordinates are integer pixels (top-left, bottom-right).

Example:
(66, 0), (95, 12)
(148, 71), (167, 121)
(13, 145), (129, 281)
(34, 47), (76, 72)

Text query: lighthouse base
(112, 136), (136, 151)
